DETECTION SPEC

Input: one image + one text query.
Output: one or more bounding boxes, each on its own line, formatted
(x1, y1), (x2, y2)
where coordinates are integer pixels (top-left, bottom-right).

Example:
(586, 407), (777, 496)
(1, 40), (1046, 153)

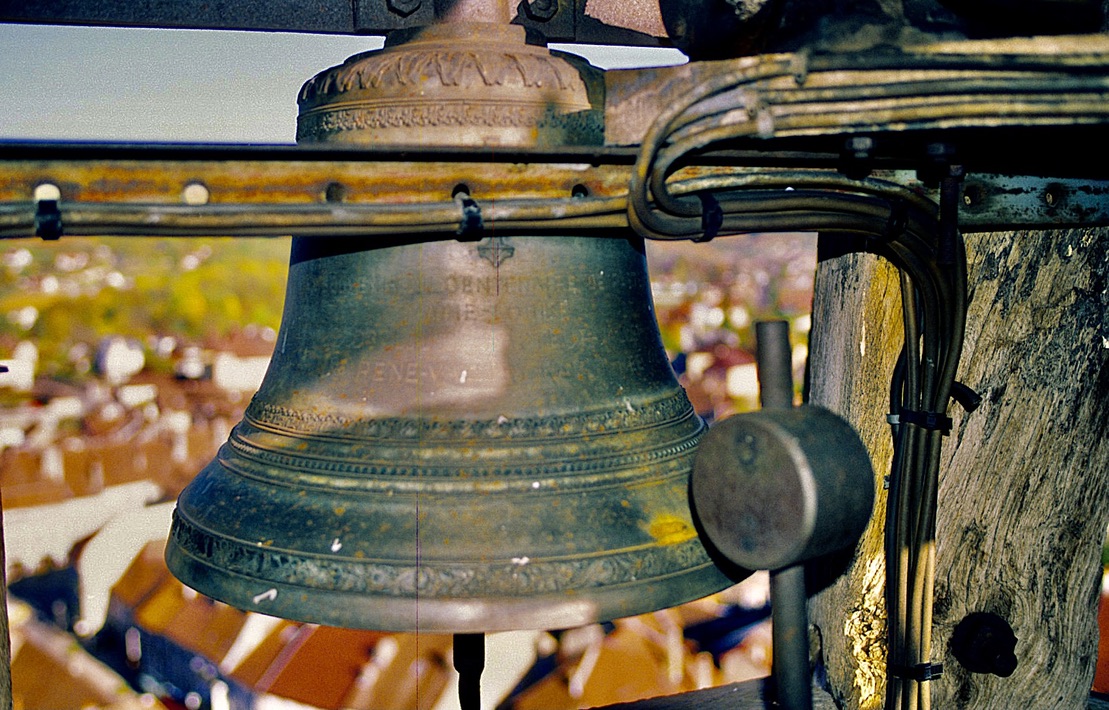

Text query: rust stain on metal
(0, 159), (630, 204)
(647, 514), (697, 546)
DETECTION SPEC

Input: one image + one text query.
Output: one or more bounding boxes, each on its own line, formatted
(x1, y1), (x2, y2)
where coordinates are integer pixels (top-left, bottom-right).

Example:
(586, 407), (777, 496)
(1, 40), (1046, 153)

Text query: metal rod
(755, 320), (812, 710)
(769, 565), (812, 710)
(755, 320), (794, 412)
(454, 633), (485, 710)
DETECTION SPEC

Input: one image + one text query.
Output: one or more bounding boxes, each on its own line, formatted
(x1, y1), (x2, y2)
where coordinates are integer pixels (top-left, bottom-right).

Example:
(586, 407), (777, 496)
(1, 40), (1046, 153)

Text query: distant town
(0, 233), (816, 710)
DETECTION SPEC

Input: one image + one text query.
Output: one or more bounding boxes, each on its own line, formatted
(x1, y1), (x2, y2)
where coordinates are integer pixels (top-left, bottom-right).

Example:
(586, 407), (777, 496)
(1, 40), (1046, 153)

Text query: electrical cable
(627, 47), (977, 710)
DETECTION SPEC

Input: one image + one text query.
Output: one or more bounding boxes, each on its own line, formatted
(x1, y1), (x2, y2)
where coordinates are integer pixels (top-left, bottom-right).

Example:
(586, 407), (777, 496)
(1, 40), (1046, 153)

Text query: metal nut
(845, 136), (874, 156)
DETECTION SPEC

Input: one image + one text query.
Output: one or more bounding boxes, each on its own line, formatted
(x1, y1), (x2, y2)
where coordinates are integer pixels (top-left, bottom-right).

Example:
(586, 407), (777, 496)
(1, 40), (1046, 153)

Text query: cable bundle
(624, 47), (1033, 710)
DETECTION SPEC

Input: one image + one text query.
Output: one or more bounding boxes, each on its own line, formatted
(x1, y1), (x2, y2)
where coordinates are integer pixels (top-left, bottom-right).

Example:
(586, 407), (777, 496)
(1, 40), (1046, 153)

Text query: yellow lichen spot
(846, 554), (887, 710)
(334, 506), (346, 516)
(620, 500), (631, 508)
(648, 515), (696, 545)
(354, 550), (365, 559)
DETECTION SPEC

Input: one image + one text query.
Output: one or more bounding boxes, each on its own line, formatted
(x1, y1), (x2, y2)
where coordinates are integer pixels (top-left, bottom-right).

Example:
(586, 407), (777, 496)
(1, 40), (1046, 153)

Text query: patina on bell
(166, 20), (735, 633)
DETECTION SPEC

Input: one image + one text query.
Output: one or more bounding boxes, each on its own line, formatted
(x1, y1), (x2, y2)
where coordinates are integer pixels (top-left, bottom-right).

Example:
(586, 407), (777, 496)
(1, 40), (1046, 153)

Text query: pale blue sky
(0, 23), (685, 143)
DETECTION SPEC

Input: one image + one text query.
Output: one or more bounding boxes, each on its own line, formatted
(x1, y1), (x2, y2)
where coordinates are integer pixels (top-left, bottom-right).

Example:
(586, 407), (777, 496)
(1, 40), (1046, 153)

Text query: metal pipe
(770, 565), (812, 710)
(755, 320), (812, 710)
(755, 320), (794, 411)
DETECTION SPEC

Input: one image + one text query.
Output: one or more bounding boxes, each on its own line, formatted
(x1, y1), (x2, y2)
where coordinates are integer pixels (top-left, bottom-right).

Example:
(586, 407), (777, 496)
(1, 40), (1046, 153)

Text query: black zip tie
(884, 200), (908, 240)
(938, 166), (965, 266)
(35, 197), (63, 240)
(456, 193), (483, 241)
(695, 192), (723, 243)
(889, 663), (944, 682)
(898, 408), (952, 434)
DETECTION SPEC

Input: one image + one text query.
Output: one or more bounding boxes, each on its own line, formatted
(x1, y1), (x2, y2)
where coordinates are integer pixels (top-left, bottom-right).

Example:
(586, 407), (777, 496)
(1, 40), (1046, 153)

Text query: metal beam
(959, 174), (1109, 233)
(2, 143), (1106, 238)
(0, 0), (669, 45)
(0, 0), (360, 35)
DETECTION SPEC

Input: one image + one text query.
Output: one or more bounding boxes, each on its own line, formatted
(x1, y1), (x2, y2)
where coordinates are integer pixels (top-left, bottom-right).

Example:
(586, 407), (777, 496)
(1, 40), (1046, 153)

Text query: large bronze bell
(166, 20), (735, 633)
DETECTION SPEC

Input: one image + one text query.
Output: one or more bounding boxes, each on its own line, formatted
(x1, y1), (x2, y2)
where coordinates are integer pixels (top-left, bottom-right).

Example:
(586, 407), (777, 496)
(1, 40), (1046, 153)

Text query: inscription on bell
(444, 301), (497, 324)
(371, 361), (443, 385)
(446, 274), (503, 296)
(443, 272), (607, 296)
(381, 268), (610, 300)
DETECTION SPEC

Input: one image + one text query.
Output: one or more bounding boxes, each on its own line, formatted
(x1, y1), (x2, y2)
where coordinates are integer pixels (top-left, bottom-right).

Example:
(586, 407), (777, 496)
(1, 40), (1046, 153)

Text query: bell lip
(165, 530), (736, 633)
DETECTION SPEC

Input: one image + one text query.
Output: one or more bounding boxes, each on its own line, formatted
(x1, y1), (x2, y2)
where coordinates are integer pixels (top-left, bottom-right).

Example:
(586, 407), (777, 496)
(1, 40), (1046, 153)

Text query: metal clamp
(695, 192), (723, 243)
(455, 191), (484, 240)
(33, 183), (63, 240)
(889, 662), (944, 682)
(898, 408), (953, 434)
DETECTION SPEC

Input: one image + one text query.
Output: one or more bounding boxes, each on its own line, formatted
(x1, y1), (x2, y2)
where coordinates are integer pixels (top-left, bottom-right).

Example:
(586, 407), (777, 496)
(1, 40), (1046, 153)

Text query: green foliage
(0, 237), (289, 377)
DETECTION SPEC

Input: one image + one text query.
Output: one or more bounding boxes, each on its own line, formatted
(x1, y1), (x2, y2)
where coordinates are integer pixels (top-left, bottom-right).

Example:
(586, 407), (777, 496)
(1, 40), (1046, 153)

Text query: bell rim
(165, 525), (735, 633)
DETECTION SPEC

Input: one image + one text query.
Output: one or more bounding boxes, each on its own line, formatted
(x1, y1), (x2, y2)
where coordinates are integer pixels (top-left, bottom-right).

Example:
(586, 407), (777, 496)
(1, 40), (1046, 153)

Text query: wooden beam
(807, 226), (1109, 708)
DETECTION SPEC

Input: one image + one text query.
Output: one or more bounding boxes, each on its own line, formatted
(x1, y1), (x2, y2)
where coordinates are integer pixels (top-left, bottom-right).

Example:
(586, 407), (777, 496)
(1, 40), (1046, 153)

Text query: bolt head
(846, 136), (874, 152)
(523, 0), (558, 21)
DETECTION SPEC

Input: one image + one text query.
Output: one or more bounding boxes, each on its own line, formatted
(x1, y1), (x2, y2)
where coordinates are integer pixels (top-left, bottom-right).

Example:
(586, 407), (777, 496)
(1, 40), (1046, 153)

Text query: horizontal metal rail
(1, 152), (1105, 238)
(0, 0), (668, 44)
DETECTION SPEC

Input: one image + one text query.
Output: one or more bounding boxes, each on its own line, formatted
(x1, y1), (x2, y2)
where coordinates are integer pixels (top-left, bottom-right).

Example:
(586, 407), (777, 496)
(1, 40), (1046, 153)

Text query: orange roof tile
(160, 592), (246, 661)
(132, 574), (246, 661)
(1, 478), (74, 508)
(260, 626), (385, 710)
(11, 610), (170, 710)
(12, 639), (107, 710)
(133, 577), (188, 636)
(110, 540), (171, 611)
(227, 620), (302, 688)
(1, 450), (42, 487)
(339, 633), (452, 710)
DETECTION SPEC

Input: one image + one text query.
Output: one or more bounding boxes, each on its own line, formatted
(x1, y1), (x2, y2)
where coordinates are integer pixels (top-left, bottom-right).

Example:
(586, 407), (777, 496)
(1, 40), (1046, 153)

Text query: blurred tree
(0, 237), (289, 381)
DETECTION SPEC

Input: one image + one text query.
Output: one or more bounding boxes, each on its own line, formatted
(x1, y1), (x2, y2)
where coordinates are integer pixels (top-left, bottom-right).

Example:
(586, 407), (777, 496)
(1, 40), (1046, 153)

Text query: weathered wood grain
(807, 228), (1109, 709)
(807, 251), (902, 710)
